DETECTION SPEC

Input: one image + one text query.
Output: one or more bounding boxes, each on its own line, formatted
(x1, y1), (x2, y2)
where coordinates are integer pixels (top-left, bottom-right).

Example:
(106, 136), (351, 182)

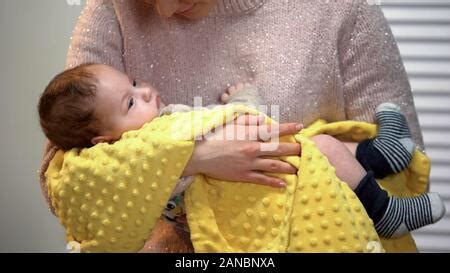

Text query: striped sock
(375, 193), (446, 238)
(373, 103), (415, 173)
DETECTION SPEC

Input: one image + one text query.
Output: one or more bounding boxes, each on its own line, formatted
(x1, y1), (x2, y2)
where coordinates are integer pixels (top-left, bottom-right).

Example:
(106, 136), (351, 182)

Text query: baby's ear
(91, 135), (115, 145)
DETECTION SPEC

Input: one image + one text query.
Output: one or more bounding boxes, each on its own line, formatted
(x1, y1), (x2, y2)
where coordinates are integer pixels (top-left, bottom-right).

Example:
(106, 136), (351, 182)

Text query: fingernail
(278, 182), (287, 188)
(295, 123), (303, 130)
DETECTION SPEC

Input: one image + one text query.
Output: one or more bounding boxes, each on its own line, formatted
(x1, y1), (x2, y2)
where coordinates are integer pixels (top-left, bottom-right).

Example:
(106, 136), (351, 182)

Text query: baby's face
(92, 65), (164, 142)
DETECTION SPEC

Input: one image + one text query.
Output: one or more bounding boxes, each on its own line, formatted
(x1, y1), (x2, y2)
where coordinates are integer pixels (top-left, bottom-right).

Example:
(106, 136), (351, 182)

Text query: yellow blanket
(46, 105), (429, 252)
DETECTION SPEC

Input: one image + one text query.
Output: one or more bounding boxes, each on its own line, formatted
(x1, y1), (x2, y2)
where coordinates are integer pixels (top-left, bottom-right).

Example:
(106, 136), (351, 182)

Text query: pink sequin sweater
(65, 0), (424, 148)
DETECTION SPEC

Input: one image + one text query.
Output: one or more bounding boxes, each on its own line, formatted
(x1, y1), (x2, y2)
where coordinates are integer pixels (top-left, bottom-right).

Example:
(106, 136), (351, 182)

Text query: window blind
(381, 0), (450, 252)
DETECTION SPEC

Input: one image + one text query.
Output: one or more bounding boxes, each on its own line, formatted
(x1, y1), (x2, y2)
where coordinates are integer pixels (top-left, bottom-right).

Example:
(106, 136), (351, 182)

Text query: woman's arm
(339, 0), (424, 150)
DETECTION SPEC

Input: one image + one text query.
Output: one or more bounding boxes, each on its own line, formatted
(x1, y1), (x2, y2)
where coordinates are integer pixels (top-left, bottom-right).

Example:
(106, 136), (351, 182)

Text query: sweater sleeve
(338, 0), (424, 150)
(65, 0), (125, 72)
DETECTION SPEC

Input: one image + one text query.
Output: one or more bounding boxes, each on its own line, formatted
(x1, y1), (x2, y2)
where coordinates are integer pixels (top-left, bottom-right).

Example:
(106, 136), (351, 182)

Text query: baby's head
(39, 64), (163, 150)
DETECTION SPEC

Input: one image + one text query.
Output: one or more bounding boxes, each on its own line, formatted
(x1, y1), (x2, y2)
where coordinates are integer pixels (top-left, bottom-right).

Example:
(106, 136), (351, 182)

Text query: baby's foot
(221, 83), (254, 104)
(375, 192), (446, 238)
(373, 102), (415, 173)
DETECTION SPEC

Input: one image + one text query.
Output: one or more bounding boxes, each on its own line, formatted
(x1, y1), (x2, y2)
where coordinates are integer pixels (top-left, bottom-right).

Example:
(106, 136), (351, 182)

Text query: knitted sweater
(65, 0), (424, 149)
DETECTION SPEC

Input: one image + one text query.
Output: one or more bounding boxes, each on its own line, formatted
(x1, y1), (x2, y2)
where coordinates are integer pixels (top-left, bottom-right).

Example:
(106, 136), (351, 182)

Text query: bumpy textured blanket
(46, 105), (429, 253)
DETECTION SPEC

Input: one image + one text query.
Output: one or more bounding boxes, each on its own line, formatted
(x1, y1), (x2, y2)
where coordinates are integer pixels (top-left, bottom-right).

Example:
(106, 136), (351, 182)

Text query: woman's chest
(124, 16), (346, 123)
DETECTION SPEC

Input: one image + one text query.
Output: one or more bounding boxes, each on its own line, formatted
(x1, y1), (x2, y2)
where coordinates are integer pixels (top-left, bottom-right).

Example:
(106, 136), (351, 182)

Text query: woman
(43, 0), (424, 252)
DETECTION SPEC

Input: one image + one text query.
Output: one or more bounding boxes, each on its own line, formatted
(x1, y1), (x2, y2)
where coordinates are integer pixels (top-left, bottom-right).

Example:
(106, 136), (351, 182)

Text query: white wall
(0, 0), (84, 252)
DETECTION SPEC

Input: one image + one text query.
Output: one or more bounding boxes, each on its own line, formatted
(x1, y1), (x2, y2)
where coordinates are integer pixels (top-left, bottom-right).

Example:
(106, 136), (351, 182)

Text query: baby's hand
(221, 83), (254, 104)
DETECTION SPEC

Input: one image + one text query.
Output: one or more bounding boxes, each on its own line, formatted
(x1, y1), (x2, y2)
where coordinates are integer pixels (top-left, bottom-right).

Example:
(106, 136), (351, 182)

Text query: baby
(39, 64), (445, 240)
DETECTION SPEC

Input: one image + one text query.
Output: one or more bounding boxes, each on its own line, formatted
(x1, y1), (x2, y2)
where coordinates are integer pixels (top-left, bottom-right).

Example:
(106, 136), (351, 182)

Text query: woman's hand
(183, 114), (302, 187)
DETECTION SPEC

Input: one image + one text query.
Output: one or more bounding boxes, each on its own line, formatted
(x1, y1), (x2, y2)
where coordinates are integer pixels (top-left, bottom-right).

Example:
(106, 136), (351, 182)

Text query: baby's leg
(310, 135), (365, 190)
(356, 103), (415, 178)
(311, 134), (445, 238)
(326, 103), (415, 179)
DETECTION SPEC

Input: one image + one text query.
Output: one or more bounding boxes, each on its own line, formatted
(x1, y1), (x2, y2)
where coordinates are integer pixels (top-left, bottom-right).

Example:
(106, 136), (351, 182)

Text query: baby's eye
(128, 97), (135, 109)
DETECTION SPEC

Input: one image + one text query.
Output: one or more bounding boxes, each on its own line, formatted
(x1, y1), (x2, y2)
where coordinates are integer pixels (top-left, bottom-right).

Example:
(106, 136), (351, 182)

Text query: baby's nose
(142, 88), (151, 102)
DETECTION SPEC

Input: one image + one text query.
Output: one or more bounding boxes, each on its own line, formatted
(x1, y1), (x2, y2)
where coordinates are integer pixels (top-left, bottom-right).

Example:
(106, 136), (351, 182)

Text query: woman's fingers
(234, 114), (265, 126)
(189, 140), (299, 188)
(282, 122), (303, 135)
(247, 123), (302, 141)
(259, 142), (301, 157)
(209, 122), (302, 141)
(252, 159), (298, 174)
(244, 172), (287, 188)
(270, 123), (303, 137)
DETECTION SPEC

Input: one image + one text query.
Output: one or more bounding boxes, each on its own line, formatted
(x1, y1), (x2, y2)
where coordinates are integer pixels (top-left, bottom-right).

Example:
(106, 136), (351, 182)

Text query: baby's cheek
(142, 110), (160, 124)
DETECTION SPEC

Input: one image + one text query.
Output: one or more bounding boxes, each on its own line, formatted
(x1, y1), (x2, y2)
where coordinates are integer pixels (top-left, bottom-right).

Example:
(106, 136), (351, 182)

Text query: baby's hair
(38, 63), (101, 150)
